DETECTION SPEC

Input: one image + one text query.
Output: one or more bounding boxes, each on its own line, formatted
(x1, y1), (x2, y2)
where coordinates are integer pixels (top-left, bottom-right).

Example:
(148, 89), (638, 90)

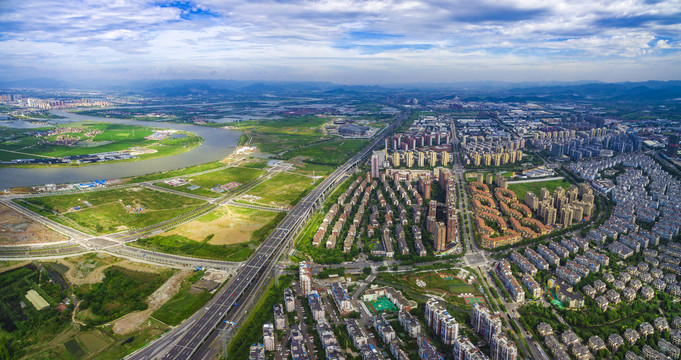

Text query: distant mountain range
(498, 81), (681, 102)
(1, 78), (680, 102)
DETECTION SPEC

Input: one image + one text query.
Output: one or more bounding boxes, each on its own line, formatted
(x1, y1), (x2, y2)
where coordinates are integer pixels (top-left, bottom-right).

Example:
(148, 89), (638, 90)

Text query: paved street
(1, 110), (564, 360)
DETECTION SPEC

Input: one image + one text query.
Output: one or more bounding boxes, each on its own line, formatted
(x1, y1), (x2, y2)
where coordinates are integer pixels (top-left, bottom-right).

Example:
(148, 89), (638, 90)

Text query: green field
(130, 234), (258, 261)
(75, 266), (172, 326)
(232, 116), (328, 135)
(151, 271), (214, 326)
(243, 172), (315, 207)
(247, 132), (325, 154)
(0, 122), (201, 165)
(292, 162), (336, 176)
(281, 139), (367, 166)
(156, 166), (265, 198)
(233, 116), (331, 155)
(377, 269), (477, 305)
(508, 178), (570, 201)
(412, 272), (476, 295)
(140, 131), (202, 160)
(77, 332), (109, 354)
(22, 187), (206, 234)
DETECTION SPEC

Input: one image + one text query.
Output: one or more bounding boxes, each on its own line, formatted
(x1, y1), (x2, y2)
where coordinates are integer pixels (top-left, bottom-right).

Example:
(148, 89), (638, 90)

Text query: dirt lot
(56, 253), (167, 286)
(191, 271), (228, 293)
(166, 205), (277, 245)
(0, 203), (66, 245)
(112, 270), (190, 334)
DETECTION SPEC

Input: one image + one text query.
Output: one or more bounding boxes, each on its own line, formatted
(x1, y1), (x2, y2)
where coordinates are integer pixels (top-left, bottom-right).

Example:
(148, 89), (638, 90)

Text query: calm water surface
(0, 111), (241, 188)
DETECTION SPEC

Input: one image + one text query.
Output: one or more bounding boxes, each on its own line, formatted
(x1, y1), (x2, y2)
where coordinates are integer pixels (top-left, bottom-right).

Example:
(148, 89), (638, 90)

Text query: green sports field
(508, 178), (570, 201)
(366, 296), (398, 315)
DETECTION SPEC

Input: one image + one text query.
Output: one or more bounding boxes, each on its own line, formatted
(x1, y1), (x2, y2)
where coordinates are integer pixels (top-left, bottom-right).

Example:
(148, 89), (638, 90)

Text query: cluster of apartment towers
(525, 183), (596, 227)
(312, 168), (459, 257)
(379, 130), (454, 169)
(426, 298), (518, 360)
(461, 137), (525, 167)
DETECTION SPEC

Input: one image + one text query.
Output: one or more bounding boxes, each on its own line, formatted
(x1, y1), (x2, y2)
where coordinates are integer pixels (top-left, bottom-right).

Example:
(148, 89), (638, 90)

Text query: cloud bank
(0, 0), (680, 84)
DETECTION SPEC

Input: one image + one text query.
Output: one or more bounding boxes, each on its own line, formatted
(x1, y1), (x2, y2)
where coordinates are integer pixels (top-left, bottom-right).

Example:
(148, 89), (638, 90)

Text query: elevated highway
(127, 109), (409, 360)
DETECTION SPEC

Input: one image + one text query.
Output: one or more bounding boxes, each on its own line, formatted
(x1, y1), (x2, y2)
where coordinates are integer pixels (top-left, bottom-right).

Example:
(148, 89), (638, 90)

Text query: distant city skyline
(1, 0), (680, 84)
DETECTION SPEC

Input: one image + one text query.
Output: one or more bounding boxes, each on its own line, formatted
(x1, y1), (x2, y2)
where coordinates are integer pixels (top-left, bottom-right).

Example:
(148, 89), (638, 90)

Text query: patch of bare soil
(58, 255), (163, 286)
(0, 203), (67, 245)
(167, 205), (275, 245)
(112, 270), (190, 334)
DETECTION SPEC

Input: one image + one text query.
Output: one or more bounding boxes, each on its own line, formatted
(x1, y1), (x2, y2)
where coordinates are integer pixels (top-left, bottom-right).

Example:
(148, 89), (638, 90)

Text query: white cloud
(0, 0), (679, 82)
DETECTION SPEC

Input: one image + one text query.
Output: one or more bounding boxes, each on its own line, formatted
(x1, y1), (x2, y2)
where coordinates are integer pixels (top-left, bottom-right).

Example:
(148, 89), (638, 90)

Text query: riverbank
(0, 110), (241, 188)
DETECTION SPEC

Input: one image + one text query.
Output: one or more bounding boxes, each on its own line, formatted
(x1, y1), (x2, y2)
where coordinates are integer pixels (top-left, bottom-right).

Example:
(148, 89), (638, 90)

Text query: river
(0, 110), (241, 188)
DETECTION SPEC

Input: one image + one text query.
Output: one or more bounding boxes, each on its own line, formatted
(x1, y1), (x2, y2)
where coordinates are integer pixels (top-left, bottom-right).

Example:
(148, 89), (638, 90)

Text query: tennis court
(464, 296), (486, 305)
(366, 296), (398, 315)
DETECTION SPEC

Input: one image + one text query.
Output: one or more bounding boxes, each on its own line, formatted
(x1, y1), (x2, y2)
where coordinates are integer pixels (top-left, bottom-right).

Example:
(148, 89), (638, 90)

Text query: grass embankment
(20, 188), (206, 234)
(130, 212), (286, 261)
(75, 266), (173, 326)
(228, 275), (294, 359)
(507, 178), (570, 201)
(152, 271), (213, 326)
(132, 235), (254, 262)
(129, 161), (225, 183)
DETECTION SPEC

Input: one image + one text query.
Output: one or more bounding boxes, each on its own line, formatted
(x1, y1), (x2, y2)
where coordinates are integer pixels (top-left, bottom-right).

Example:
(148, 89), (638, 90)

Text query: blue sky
(0, 0), (680, 84)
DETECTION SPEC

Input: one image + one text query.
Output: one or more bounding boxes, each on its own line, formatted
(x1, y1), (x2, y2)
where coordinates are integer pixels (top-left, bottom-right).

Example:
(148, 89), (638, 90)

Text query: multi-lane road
(126, 110), (409, 360)
(0, 162), (294, 265)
